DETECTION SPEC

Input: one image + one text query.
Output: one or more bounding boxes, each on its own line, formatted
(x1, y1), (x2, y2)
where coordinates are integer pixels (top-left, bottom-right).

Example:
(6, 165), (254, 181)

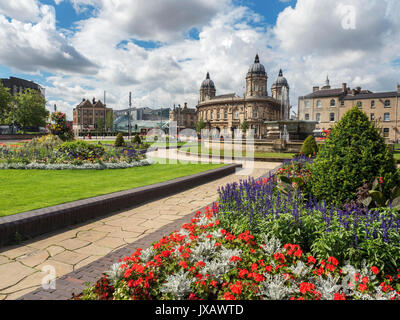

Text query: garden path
(0, 158), (278, 300)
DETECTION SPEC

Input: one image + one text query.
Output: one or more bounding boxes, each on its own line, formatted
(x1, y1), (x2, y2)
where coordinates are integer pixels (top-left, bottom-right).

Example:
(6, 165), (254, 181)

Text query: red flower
(222, 292), (236, 300)
(229, 282), (243, 295)
(325, 264), (335, 272)
(229, 256), (242, 263)
(179, 261), (188, 269)
(299, 282), (315, 294)
(238, 269), (249, 279)
(334, 292), (346, 300)
(358, 283), (367, 293)
(308, 256), (316, 264)
(264, 265), (272, 273)
(371, 266), (379, 275)
(327, 256), (339, 266)
(251, 263), (258, 271)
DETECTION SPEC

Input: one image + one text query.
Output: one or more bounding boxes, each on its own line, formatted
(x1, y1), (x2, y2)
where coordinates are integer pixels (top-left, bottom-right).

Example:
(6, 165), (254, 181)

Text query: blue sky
(0, 0), (398, 119)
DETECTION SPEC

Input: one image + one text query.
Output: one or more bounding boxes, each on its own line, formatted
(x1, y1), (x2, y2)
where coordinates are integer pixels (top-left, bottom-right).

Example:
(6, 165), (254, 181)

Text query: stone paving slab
(0, 163), (278, 300)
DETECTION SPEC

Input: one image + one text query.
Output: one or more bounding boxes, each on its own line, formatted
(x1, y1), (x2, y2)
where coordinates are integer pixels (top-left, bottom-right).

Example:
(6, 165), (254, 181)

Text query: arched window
(330, 113), (335, 122)
(330, 99), (335, 107)
(224, 109), (228, 119)
(385, 100), (391, 108)
(253, 108), (258, 118)
(317, 100), (322, 108)
(316, 113), (321, 122)
(233, 109), (239, 120)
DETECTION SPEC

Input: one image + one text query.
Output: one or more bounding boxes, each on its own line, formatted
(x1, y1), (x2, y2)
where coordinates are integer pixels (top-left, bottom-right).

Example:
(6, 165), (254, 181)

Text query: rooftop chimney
(313, 86), (319, 92)
(356, 86), (361, 94)
(397, 84), (400, 93)
(342, 83), (347, 93)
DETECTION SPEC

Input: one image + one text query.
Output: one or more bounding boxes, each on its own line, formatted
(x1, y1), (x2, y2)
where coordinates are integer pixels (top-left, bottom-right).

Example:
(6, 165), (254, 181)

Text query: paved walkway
(0, 153), (278, 300)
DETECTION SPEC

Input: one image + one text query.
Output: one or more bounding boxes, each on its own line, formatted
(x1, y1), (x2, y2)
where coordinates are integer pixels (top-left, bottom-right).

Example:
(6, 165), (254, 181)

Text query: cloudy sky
(0, 0), (399, 119)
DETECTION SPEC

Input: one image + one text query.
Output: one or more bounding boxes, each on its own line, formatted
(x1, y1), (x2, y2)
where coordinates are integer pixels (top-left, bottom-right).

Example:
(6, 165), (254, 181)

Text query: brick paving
(0, 158), (279, 300)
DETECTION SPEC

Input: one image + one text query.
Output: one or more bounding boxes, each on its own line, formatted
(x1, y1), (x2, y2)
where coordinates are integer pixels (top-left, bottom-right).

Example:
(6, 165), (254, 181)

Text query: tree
(310, 106), (399, 205)
(240, 119), (249, 134)
(95, 118), (105, 131)
(13, 89), (49, 132)
(196, 119), (206, 133)
(106, 111), (115, 131)
(0, 82), (12, 124)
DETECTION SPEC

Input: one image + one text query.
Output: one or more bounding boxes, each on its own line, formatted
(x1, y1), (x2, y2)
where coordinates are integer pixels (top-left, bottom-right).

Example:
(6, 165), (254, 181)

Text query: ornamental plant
(217, 173), (400, 274)
(77, 206), (400, 300)
(115, 132), (125, 147)
(47, 111), (74, 141)
(310, 107), (399, 206)
(299, 135), (318, 158)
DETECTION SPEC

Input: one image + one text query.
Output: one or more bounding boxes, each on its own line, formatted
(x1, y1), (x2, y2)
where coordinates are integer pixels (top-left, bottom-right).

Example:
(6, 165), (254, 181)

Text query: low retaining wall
(0, 134), (45, 141)
(0, 163), (241, 248)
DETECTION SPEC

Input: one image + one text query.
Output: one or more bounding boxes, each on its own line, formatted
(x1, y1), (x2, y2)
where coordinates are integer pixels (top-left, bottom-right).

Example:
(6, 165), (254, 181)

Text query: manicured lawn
(179, 144), (295, 159)
(0, 162), (225, 217)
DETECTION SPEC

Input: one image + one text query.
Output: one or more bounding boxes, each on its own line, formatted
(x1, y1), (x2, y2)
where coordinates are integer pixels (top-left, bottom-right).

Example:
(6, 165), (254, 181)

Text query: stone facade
(298, 79), (400, 142)
(72, 98), (113, 133)
(169, 103), (197, 130)
(1, 76), (45, 98)
(196, 55), (290, 139)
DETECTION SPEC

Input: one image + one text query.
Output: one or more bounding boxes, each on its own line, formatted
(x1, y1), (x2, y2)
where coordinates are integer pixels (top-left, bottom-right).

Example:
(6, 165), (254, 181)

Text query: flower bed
(0, 159), (153, 170)
(77, 206), (400, 300)
(0, 136), (151, 169)
(217, 161), (400, 274)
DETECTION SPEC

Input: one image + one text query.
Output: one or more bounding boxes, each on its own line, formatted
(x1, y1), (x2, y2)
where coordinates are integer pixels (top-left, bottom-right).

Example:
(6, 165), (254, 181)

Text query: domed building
(196, 54), (290, 138)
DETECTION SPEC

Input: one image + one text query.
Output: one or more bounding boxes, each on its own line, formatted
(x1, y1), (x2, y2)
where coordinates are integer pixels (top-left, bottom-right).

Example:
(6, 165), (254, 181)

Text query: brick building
(298, 78), (400, 142)
(169, 103), (197, 130)
(72, 98), (113, 134)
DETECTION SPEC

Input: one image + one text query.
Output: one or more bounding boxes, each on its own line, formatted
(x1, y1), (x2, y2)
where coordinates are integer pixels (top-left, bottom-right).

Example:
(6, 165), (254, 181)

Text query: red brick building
(72, 98), (113, 133)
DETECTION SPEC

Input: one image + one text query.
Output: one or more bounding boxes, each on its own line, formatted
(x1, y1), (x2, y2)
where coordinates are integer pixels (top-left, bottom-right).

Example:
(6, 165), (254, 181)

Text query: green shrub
(310, 107), (399, 205)
(114, 133), (125, 147)
(300, 135), (318, 157)
(57, 140), (105, 161)
(131, 133), (141, 145)
(25, 134), (63, 150)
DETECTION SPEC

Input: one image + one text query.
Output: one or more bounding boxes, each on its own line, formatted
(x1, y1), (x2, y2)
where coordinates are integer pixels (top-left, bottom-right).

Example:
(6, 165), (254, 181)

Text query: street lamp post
(177, 104), (181, 140)
(128, 92), (132, 139)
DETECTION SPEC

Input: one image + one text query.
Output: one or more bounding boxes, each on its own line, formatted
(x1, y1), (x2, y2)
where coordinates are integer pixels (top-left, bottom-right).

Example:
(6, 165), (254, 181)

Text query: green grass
(0, 162), (225, 217)
(179, 144), (294, 159)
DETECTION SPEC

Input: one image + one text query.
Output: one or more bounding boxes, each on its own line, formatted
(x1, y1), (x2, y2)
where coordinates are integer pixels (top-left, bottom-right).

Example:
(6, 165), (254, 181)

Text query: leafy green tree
(310, 106), (399, 205)
(0, 82), (12, 124)
(106, 111), (115, 131)
(300, 135), (318, 157)
(196, 119), (206, 133)
(240, 119), (249, 134)
(95, 118), (105, 131)
(14, 89), (49, 132)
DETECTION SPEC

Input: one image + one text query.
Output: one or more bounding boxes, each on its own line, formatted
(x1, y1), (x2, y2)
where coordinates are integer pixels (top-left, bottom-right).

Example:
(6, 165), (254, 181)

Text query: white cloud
(0, 4), (98, 75)
(2, 0), (399, 122)
(0, 0), (41, 22)
(271, 0), (400, 113)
